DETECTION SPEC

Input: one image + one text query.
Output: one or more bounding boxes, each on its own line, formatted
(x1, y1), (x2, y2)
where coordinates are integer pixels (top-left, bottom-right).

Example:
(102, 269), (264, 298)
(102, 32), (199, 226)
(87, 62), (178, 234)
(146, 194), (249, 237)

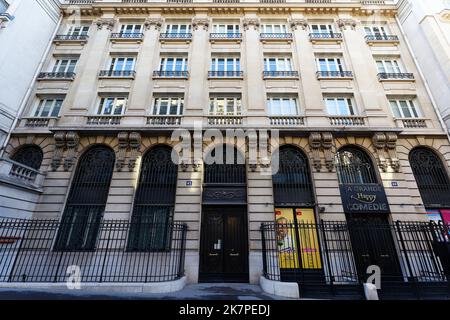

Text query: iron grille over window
(55, 146), (116, 251)
(11, 146), (43, 170)
(204, 146), (246, 185)
(335, 147), (378, 185)
(409, 148), (450, 207)
(128, 146), (178, 251)
(272, 146), (314, 206)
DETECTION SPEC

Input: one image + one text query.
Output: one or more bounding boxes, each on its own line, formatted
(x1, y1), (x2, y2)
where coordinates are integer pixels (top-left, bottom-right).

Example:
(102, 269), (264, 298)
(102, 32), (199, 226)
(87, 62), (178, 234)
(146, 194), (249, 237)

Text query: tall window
(316, 58), (344, 72)
(97, 97), (127, 115)
(128, 146), (178, 251)
(389, 99), (420, 118)
(119, 24), (142, 34)
(33, 98), (63, 118)
(213, 24), (240, 33)
(410, 148), (450, 207)
(67, 26), (89, 36)
(152, 97), (184, 116)
(209, 97), (242, 116)
(52, 59), (77, 73)
(159, 57), (188, 72)
(264, 57), (292, 72)
(262, 24), (287, 33)
(55, 146), (115, 251)
(211, 58), (240, 72)
(335, 147), (378, 185)
(364, 26), (388, 37)
(165, 24), (191, 34)
(310, 24), (335, 34)
(11, 146), (43, 170)
(273, 146), (314, 206)
(109, 57), (136, 71)
(325, 97), (355, 116)
(267, 97), (299, 116)
(376, 60), (402, 73)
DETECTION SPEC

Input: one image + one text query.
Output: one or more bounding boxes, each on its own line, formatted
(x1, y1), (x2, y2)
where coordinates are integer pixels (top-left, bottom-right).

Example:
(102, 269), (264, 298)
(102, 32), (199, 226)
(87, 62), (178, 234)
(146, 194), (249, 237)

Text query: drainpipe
(395, 15), (450, 143)
(0, 8), (63, 158)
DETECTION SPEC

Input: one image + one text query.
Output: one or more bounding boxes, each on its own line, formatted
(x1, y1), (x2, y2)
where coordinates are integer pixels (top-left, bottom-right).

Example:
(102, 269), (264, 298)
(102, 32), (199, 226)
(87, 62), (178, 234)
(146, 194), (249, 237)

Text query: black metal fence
(0, 218), (187, 283)
(261, 220), (450, 298)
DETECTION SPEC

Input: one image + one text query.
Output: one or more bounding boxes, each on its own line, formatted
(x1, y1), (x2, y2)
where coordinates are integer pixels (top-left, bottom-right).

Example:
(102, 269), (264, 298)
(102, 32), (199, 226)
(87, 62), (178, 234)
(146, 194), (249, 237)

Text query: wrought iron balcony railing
(208, 71), (243, 78)
(210, 33), (242, 40)
(263, 71), (299, 78)
(98, 70), (136, 78)
(378, 73), (415, 80)
(365, 35), (399, 42)
(147, 115), (182, 126)
(316, 71), (353, 78)
(309, 33), (343, 40)
(37, 72), (76, 80)
(260, 33), (293, 40)
(110, 32), (144, 40)
(54, 34), (89, 41)
(153, 70), (189, 78)
(159, 32), (192, 40)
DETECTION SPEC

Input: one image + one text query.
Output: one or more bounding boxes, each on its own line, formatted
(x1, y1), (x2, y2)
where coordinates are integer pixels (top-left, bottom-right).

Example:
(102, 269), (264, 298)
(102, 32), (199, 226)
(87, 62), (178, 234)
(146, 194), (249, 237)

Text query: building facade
(398, 0), (450, 135)
(1, 0), (450, 297)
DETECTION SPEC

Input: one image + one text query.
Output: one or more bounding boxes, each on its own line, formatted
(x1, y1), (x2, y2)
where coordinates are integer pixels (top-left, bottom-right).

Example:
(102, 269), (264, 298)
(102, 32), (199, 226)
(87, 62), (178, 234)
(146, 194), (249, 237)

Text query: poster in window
(275, 208), (298, 269)
(296, 208), (322, 269)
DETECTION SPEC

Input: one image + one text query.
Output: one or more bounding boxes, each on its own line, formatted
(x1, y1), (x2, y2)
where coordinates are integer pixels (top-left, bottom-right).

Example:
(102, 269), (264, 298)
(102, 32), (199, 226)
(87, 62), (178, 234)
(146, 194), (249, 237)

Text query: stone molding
(242, 17), (260, 30)
(144, 17), (164, 30)
(309, 132), (334, 172)
(51, 131), (80, 172)
(289, 18), (308, 30)
(95, 18), (116, 31)
(337, 18), (357, 30)
(372, 132), (400, 172)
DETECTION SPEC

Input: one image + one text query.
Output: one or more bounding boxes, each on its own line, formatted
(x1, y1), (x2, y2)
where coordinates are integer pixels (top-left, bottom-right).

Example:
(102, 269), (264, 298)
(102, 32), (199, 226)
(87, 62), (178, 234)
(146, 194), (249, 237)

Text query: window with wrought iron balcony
(208, 96), (243, 126)
(153, 57), (189, 79)
(86, 97), (126, 126)
(260, 24), (293, 42)
(316, 57), (353, 79)
(364, 26), (399, 44)
(263, 57), (299, 79)
(99, 57), (136, 79)
(147, 97), (184, 126)
(160, 24), (192, 42)
(111, 24), (144, 42)
(210, 24), (242, 42)
(54, 26), (89, 44)
(376, 59), (414, 81)
(37, 58), (77, 81)
(309, 24), (343, 42)
(325, 97), (366, 127)
(267, 97), (304, 127)
(208, 57), (243, 79)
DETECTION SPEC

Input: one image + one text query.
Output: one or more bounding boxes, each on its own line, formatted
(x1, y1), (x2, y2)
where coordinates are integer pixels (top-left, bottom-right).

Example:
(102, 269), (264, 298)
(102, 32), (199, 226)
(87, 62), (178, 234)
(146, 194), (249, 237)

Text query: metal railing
(147, 115), (182, 126)
(99, 70), (136, 78)
(86, 115), (122, 125)
(37, 72), (76, 80)
(210, 33), (242, 40)
(263, 71), (299, 78)
(365, 35), (399, 42)
(0, 218), (187, 283)
(317, 71), (353, 78)
(309, 33), (343, 40)
(153, 70), (189, 78)
(260, 33), (293, 40)
(261, 220), (450, 298)
(54, 34), (89, 41)
(378, 73), (415, 80)
(208, 71), (243, 78)
(111, 32), (144, 39)
(159, 33), (192, 40)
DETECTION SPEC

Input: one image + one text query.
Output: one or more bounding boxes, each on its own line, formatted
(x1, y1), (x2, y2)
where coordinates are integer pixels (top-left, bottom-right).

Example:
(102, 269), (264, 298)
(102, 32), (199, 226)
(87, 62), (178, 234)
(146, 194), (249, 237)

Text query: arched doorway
(410, 147), (450, 225)
(11, 145), (43, 170)
(335, 146), (401, 283)
(55, 146), (115, 250)
(199, 145), (248, 282)
(128, 146), (178, 251)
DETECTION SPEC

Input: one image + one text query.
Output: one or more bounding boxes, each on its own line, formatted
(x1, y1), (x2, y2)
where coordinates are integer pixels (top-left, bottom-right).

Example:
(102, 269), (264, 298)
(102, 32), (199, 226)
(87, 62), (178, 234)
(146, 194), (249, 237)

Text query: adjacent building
(0, 0), (449, 299)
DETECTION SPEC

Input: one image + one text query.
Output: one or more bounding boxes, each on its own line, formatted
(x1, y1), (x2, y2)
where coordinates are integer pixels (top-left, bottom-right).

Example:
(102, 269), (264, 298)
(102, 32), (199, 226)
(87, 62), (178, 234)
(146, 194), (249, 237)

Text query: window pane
(125, 58), (134, 71)
(51, 100), (63, 117)
(175, 59), (183, 71)
(326, 99), (337, 115)
(41, 100), (53, 117)
(169, 99), (178, 115)
(68, 60), (77, 73)
(226, 99), (234, 115)
(114, 99), (125, 115)
(400, 100), (412, 117)
(102, 99), (113, 115)
(34, 100), (44, 117)
(159, 99), (168, 115)
(390, 101), (401, 118)
(216, 99), (225, 114)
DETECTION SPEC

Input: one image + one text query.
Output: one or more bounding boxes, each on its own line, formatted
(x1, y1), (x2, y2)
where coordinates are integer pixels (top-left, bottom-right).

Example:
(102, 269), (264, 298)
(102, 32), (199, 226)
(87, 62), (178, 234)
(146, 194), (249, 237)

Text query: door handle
(229, 253), (240, 257)
(209, 253), (219, 257)
(380, 254), (390, 258)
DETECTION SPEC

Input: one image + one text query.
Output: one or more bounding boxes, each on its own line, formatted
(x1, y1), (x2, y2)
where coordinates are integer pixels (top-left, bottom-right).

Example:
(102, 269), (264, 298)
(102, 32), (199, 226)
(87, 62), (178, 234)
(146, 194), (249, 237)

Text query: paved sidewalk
(0, 283), (298, 300)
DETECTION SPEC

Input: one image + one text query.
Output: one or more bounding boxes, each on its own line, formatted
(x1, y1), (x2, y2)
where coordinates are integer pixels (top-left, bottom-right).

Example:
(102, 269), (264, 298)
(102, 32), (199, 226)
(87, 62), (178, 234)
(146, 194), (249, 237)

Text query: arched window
(128, 146), (178, 251)
(410, 148), (450, 207)
(11, 145), (43, 170)
(56, 146), (115, 251)
(335, 146), (378, 185)
(204, 145), (246, 185)
(273, 146), (314, 206)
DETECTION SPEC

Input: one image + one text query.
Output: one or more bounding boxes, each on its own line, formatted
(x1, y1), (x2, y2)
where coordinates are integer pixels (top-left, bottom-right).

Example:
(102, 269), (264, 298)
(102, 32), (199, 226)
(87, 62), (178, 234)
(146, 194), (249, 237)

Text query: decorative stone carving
(116, 132), (129, 171)
(242, 18), (260, 31)
(192, 18), (210, 31)
(321, 132), (334, 172)
(128, 132), (141, 171)
(51, 132), (66, 171)
(180, 162), (190, 172)
(337, 19), (357, 30)
(63, 132), (80, 171)
(95, 18), (116, 31)
(144, 17), (164, 30)
(372, 132), (388, 172)
(309, 132), (322, 172)
(249, 163), (257, 172)
(289, 19), (308, 30)
(386, 132), (400, 172)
